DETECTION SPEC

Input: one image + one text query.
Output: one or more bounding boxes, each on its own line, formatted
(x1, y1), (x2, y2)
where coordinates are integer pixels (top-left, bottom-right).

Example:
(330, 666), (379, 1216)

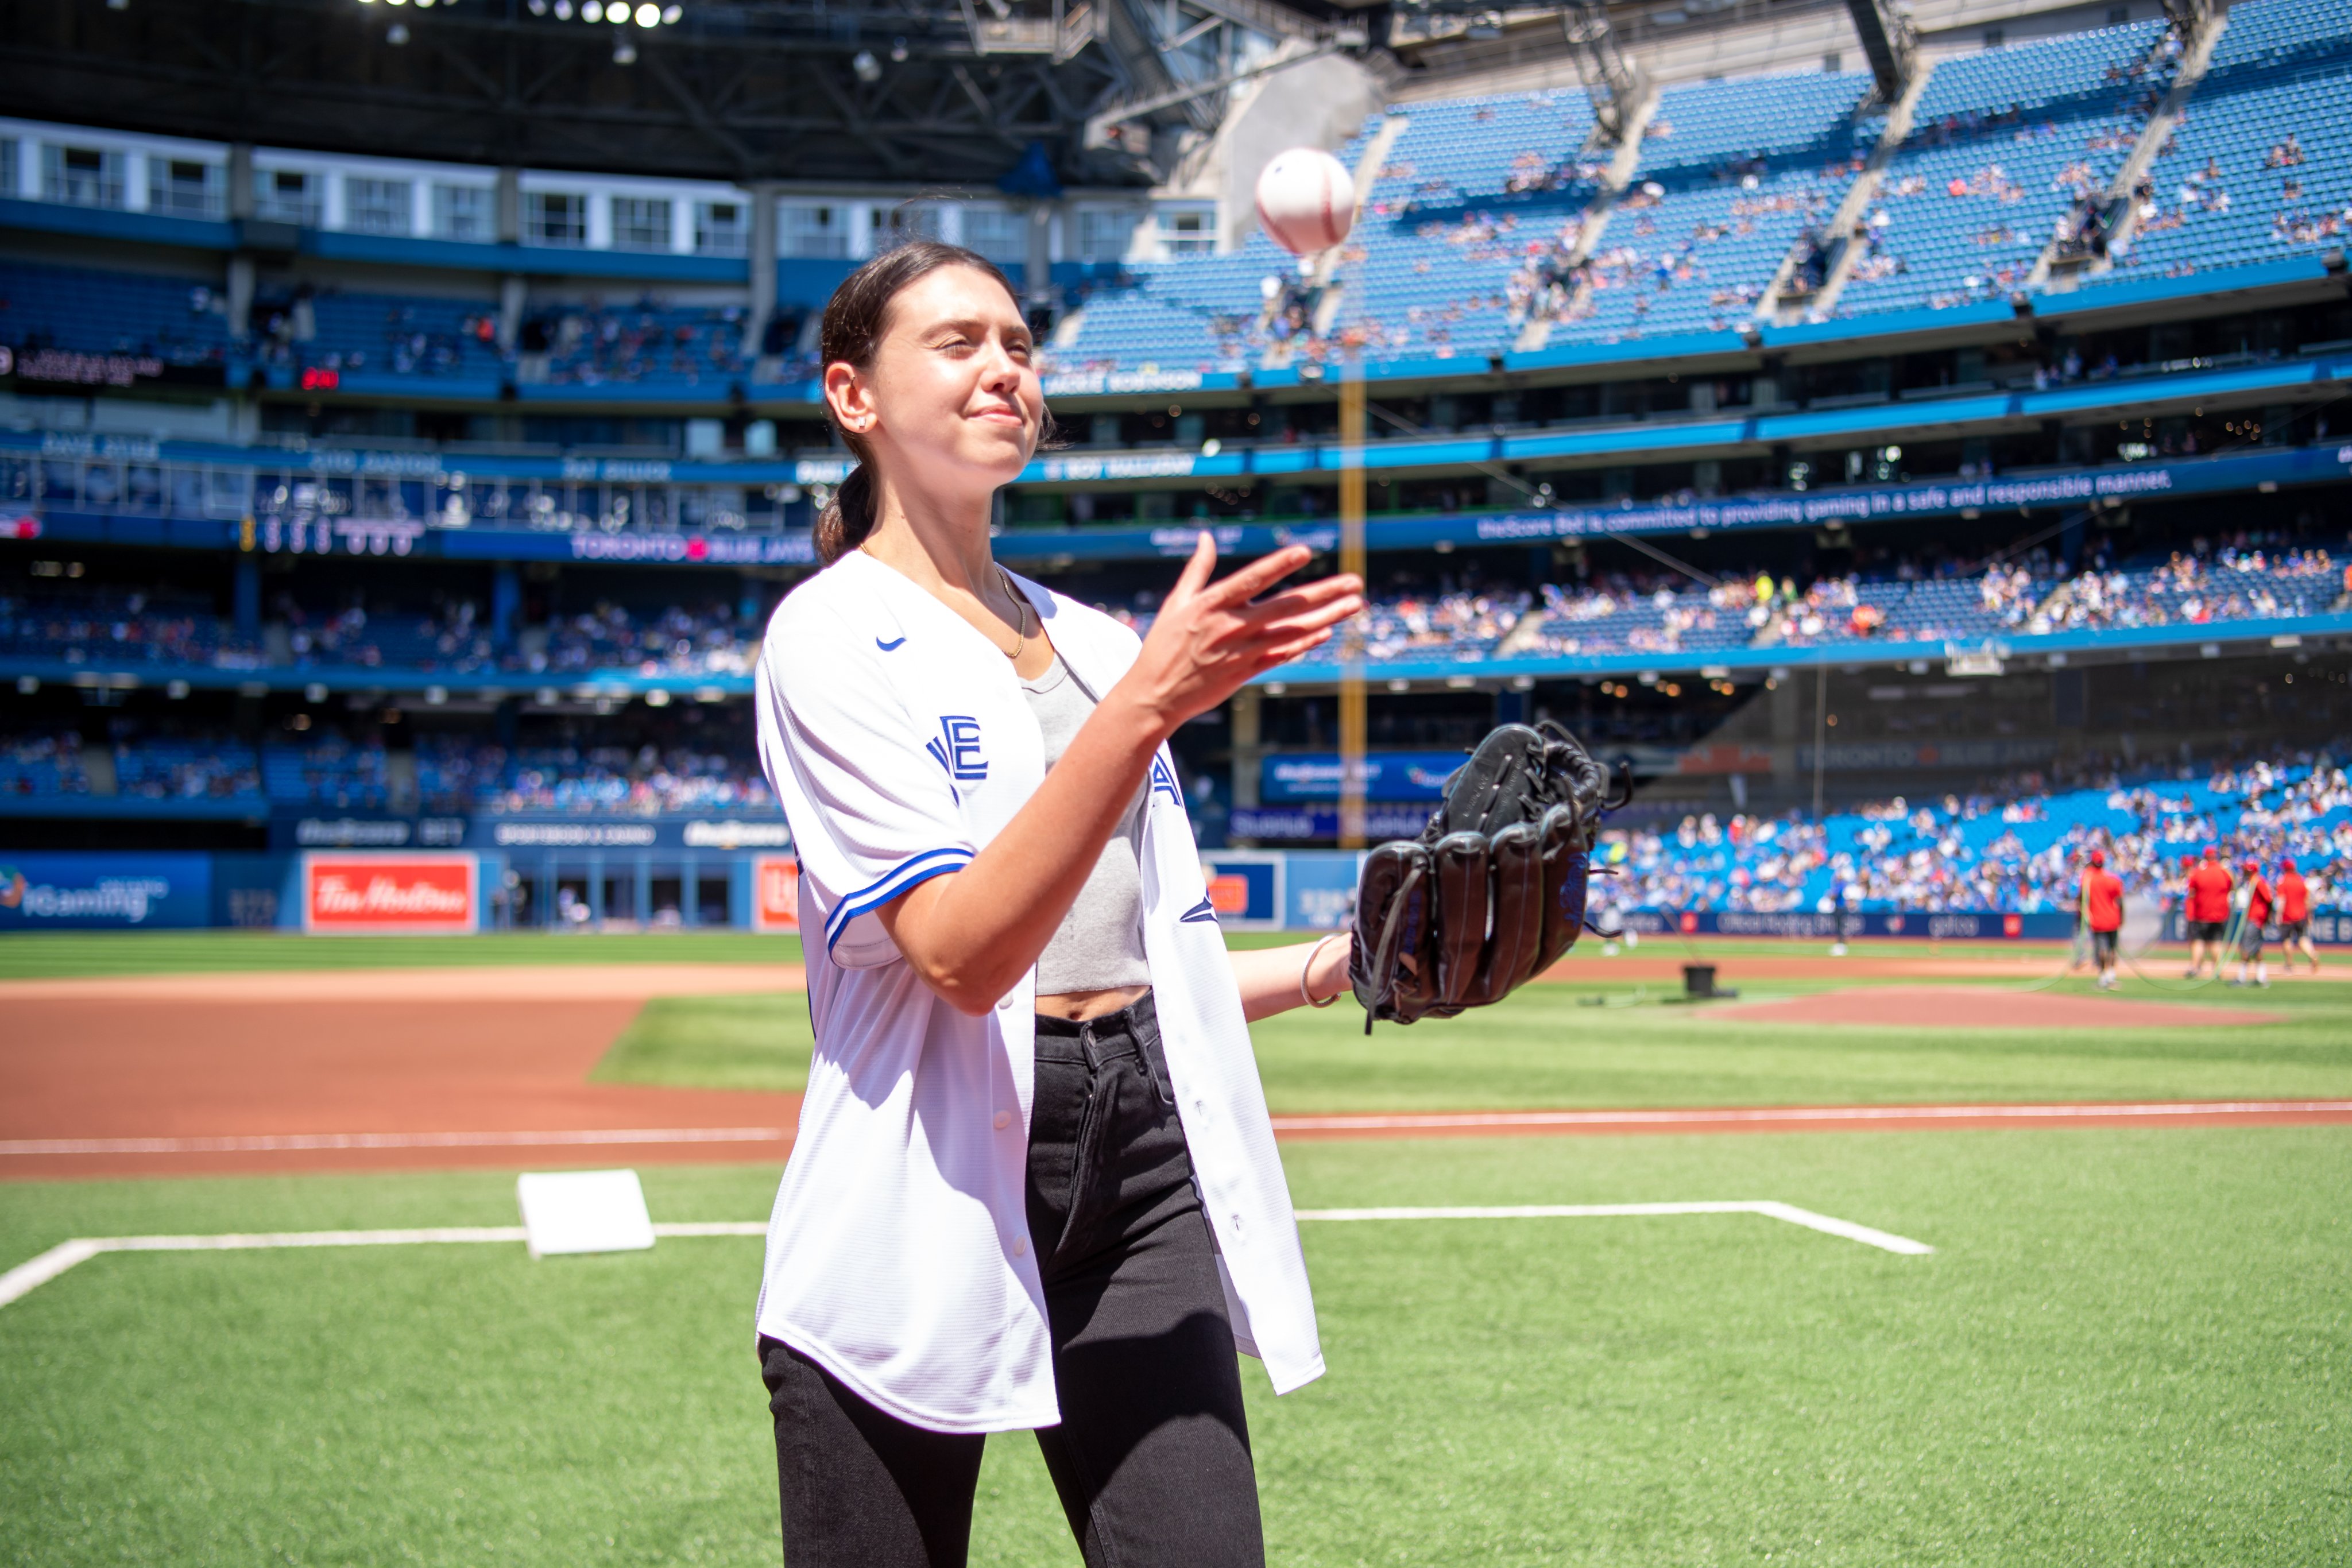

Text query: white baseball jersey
(752, 547), (1325, 1434)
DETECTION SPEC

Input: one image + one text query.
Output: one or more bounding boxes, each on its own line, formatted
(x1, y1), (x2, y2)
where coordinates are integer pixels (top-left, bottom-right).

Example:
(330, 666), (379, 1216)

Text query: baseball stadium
(3, 0), (2350, 1561)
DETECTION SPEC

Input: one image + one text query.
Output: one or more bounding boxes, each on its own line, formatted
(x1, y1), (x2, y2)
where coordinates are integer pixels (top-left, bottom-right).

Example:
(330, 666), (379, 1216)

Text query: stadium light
(852, 49), (882, 82)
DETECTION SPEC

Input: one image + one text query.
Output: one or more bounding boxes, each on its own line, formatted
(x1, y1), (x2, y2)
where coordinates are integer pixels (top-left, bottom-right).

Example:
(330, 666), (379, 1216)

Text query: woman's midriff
(1034, 983), (1151, 1022)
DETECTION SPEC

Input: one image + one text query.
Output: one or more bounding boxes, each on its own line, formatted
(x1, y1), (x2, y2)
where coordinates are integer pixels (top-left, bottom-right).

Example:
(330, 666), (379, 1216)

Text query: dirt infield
(1710, 985), (2288, 1029)
(2, 954), (2342, 1180)
(0, 963), (806, 1004)
(0, 994), (799, 1179)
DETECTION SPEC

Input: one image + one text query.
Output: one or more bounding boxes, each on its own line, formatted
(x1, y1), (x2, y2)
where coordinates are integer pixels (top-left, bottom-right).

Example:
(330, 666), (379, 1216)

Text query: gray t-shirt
(1021, 653), (1151, 993)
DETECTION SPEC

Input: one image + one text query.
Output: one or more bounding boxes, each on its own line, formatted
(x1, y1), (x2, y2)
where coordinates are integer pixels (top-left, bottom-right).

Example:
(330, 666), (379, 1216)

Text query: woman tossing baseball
(750, 239), (1364, 1568)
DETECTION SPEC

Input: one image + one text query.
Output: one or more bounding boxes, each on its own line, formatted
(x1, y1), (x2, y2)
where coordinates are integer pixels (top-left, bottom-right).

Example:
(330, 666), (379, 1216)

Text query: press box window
(526, 192), (589, 247)
(1075, 208), (1138, 262)
(434, 184), (493, 241)
(148, 158), (222, 219)
(255, 169), (322, 226)
(961, 206), (1030, 267)
(695, 200), (749, 257)
(777, 203), (848, 258)
(612, 196), (674, 252)
(45, 145), (124, 208)
(1158, 208), (1214, 257)
(346, 177), (414, 236)
(869, 204), (940, 253)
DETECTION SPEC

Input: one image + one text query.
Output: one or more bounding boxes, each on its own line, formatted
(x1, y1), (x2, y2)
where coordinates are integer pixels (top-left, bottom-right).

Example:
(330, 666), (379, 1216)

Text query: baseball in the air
(1255, 148), (1356, 256)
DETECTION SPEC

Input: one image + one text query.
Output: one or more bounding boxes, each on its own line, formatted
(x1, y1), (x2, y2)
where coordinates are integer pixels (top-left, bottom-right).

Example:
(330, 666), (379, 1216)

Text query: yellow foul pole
(1337, 353), (1367, 850)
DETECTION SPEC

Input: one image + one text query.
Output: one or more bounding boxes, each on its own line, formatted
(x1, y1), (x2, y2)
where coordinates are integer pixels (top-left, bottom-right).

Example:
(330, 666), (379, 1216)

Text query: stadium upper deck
(7, 0), (2352, 703)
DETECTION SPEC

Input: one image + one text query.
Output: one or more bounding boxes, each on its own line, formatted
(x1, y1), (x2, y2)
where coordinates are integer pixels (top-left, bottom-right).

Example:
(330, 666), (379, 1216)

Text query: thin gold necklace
(992, 566), (1029, 661)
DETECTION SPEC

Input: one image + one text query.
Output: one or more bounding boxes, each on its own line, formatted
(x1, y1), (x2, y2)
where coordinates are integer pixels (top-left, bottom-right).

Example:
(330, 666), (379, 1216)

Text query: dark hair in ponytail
(813, 239), (1028, 566)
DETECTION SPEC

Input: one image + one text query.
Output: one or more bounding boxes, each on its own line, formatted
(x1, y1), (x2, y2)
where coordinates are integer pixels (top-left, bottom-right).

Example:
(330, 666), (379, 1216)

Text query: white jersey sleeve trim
(821, 846), (976, 954)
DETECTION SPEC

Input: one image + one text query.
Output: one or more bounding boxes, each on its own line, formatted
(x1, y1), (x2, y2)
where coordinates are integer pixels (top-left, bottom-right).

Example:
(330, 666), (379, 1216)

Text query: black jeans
(760, 991), (1263, 1568)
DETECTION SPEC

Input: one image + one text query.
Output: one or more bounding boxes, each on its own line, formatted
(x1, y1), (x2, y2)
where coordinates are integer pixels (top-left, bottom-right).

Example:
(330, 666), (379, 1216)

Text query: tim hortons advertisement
(751, 855), (800, 933)
(302, 854), (479, 935)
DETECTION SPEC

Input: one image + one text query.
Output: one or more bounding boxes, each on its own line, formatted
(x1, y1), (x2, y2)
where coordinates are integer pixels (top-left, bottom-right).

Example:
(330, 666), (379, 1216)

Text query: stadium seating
(486, 744), (774, 814)
(1043, 9), (2352, 371)
(1294, 588), (1529, 663)
(1840, 21), (2175, 314)
(0, 591), (233, 665)
(532, 300), (751, 387)
(1515, 581), (1758, 657)
(1587, 754), (2352, 916)
(260, 737), (391, 808)
(1552, 69), (1873, 343)
(303, 291), (504, 381)
(0, 258), (230, 365)
(113, 735), (264, 801)
(0, 732), (92, 798)
(2094, 0), (2352, 287)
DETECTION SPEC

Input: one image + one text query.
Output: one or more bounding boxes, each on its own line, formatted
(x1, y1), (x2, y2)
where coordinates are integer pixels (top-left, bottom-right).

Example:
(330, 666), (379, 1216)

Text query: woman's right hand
(1115, 533), (1363, 740)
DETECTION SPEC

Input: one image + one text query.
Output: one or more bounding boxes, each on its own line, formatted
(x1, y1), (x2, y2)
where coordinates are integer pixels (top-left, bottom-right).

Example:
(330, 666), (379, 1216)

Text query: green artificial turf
(581, 973), (2352, 1112)
(1244, 974), (2352, 1111)
(591, 993), (814, 1094)
(0, 930), (803, 979)
(4, 1132), (2348, 1565)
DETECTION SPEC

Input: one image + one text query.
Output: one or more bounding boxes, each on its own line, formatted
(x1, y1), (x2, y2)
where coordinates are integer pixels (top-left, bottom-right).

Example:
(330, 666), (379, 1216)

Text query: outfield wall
(5, 849), (2346, 943)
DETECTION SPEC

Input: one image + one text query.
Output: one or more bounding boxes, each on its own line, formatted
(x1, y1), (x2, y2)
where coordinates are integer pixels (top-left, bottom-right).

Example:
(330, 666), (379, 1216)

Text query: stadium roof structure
(0, 0), (1356, 187)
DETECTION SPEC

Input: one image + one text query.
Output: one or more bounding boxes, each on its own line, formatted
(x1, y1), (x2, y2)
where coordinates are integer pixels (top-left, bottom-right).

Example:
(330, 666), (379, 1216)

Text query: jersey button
(1012, 1236), (1029, 1257)
(994, 1110), (1012, 1130)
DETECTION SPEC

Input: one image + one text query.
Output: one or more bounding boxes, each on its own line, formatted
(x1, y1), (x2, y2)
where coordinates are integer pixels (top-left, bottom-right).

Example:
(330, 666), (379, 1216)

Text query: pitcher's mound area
(1713, 985), (2285, 1030)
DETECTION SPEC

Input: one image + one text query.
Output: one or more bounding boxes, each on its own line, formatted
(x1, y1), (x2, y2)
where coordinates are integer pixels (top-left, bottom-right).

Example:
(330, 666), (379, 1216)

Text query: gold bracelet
(1299, 932), (1348, 1009)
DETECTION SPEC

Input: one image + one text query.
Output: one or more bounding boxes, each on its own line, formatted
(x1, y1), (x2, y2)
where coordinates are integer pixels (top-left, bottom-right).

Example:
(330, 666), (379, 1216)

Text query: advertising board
(1260, 753), (1465, 803)
(301, 853), (479, 935)
(751, 855), (801, 933)
(1200, 853), (1285, 931)
(0, 852), (212, 929)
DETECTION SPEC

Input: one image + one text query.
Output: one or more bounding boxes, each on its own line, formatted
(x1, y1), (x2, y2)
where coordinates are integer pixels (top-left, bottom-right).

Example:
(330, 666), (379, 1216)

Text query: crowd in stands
(0, 258), (230, 367)
(0, 591), (760, 678)
(16, 715), (2339, 926)
(0, 726), (773, 815)
(0, 591), (228, 666)
(525, 300), (752, 388)
(1583, 749), (2350, 921)
(0, 253), (774, 389)
(1275, 529), (2352, 664)
(420, 738), (773, 815)
(13, 531), (2346, 687)
(1050, 0), (2352, 377)
(528, 601), (759, 677)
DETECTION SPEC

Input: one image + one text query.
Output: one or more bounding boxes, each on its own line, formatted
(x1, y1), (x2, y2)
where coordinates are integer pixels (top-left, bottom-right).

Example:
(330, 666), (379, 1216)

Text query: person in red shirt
(2184, 846), (2234, 979)
(2276, 857), (2318, 975)
(2233, 857), (2276, 989)
(2080, 849), (2125, 990)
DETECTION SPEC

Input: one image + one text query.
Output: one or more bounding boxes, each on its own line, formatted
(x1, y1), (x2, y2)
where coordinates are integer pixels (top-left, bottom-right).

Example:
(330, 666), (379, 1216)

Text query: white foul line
(0, 1129), (790, 1157)
(0, 1206), (1922, 1311)
(1268, 1099), (2352, 1132)
(1293, 1201), (1934, 1255)
(0, 1222), (771, 1310)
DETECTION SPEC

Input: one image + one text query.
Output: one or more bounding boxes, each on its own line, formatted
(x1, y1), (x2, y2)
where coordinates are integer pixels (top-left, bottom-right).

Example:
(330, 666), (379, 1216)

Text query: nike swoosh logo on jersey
(875, 636), (907, 651)
(1179, 896), (1218, 924)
